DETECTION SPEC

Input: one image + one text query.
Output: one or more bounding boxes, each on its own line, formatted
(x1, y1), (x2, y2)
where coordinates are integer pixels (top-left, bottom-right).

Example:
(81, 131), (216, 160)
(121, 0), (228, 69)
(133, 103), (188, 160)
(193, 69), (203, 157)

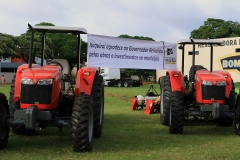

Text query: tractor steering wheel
(49, 61), (63, 71)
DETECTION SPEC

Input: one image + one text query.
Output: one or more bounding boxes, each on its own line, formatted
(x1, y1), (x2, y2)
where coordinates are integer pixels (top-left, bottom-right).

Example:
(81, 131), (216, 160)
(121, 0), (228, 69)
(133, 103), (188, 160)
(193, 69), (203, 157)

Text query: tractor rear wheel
(217, 78), (235, 127)
(9, 75), (35, 135)
(235, 117), (240, 135)
(169, 91), (185, 134)
(160, 75), (171, 126)
(9, 75), (18, 115)
(228, 78), (236, 110)
(0, 93), (10, 149)
(71, 93), (93, 152)
(235, 94), (240, 135)
(92, 73), (104, 138)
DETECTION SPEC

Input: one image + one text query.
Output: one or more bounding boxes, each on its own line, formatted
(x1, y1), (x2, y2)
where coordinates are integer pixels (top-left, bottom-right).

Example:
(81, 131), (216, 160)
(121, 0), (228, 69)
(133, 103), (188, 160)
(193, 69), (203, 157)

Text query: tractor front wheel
(71, 93), (93, 152)
(216, 78), (235, 127)
(0, 93), (10, 149)
(160, 75), (171, 126)
(11, 126), (35, 136)
(235, 114), (240, 135)
(169, 91), (185, 134)
(92, 73), (104, 138)
(235, 94), (240, 135)
(217, 116), (233, 127)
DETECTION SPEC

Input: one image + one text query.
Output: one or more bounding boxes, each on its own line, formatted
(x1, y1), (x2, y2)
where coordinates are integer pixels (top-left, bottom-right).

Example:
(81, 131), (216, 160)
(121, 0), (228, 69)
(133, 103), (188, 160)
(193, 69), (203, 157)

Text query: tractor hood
(195, 70), (225, 83)
(21, 65), (62, 83)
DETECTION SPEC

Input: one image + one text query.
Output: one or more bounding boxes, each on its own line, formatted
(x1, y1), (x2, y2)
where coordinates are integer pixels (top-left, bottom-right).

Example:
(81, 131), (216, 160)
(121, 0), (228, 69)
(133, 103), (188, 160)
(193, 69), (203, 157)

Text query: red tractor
(160, 39), (235, 134)
(0, 24), (104, 152)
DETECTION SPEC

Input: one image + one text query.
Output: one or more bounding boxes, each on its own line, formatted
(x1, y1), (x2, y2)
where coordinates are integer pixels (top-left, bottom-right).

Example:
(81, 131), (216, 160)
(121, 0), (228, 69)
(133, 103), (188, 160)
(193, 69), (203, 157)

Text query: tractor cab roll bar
(177, 38), (225, 80)
(27, 24), (87, 71)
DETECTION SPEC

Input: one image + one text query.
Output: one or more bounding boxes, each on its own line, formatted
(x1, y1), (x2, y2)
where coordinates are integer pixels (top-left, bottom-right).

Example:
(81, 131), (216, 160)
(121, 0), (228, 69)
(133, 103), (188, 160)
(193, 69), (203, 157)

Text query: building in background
(157, 37), (240, 83)
(0, 57), (46, 83)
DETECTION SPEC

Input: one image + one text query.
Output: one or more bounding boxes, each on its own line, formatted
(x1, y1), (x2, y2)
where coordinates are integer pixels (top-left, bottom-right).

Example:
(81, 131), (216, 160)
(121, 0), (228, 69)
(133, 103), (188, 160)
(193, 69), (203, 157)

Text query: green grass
(235, 82), (240, 94)
(0, 84), (11, 99)
(1, 83), (240, 160)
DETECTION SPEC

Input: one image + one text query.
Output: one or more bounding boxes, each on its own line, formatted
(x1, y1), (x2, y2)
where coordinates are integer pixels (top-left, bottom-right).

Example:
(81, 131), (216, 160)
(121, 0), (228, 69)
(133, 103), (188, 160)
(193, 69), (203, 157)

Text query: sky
(0, 0), (240, 43)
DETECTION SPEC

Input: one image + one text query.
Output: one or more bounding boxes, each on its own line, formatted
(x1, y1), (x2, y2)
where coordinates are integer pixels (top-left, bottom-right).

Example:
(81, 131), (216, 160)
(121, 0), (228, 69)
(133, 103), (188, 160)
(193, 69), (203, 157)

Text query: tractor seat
(189, 65), (207, 81)
(52, 59), (70, 76)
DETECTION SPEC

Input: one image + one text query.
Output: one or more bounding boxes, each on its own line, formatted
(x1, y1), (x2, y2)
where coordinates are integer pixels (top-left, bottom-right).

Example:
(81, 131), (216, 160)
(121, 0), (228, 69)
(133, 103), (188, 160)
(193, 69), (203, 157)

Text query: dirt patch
(106, 93), (131, 102)
(142, 81), (155, 85)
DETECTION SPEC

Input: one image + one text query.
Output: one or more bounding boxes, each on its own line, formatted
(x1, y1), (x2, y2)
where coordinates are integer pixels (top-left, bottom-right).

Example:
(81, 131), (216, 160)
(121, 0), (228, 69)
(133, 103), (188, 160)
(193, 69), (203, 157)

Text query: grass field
(1, 83), (240, 160)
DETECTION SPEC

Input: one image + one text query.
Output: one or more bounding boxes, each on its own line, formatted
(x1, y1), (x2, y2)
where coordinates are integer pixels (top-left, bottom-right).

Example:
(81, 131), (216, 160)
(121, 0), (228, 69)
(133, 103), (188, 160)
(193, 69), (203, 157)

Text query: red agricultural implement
(160, 39), (235, 134)
(0, 24), (104, 152)
(132, 85), (160, 114)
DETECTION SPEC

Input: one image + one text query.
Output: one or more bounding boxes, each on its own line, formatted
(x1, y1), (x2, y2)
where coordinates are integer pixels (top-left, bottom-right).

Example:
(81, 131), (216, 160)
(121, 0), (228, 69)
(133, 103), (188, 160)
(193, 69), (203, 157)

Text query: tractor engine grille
(201, 85), (225, 100)
(21, 84), (52, 104)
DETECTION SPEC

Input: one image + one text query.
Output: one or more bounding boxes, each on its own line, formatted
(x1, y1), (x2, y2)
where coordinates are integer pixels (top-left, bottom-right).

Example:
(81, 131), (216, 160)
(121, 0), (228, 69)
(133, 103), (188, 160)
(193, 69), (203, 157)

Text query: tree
(0, 33), (18, 60)
(118, 34), (156, 81)
(48, 32), (87, 68)
(191, 18), (240, 39)
(16, 22), (87, 68)
(16, 32), (54, 63)
(33, 22), (87, 68)
(119, 34), (155, 41)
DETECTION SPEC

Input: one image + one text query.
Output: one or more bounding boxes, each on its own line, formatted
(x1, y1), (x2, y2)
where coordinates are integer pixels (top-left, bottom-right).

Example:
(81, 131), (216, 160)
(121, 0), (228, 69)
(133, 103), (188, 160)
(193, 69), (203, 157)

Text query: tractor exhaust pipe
(28, 23), (34, 68)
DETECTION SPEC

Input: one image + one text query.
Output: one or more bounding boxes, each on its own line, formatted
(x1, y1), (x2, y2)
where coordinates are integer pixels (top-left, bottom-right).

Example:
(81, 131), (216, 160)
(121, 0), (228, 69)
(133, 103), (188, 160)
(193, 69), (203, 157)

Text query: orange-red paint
(74, 66), (98, 96)
(145, 100), (154, 114)
(213, 70), (232, 98)
(166, 70), (184, 94)
(131, 98), (138, 110)
(16, 64), (62, 110)
(194, 70), (227, 104)
(14, 64), (41, 103)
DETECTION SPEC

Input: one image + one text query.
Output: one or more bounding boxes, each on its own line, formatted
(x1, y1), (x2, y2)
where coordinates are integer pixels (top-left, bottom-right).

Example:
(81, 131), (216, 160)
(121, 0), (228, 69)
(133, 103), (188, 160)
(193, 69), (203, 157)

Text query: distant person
(2, 75), (5, 85)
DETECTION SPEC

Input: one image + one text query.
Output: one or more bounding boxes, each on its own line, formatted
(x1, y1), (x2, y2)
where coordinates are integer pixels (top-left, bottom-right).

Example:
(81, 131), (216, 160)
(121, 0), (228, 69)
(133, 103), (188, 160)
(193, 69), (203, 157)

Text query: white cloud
(0, 0), (240, 43)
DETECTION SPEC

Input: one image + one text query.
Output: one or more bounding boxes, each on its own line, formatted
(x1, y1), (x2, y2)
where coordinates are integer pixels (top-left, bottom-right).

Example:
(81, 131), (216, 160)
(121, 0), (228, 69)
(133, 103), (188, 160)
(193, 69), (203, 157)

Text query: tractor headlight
(216, 81), (226, 86)
(202, 80), (213, 86)
(37, 79), (52, 85)
(21, 78), (33, 85)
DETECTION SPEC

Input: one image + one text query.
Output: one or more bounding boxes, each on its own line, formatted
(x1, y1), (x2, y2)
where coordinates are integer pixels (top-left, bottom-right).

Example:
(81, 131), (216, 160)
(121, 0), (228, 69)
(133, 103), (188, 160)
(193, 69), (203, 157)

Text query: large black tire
(225, 78), (236, 111)
(217, 79), (235, 127)
(235, 94), (240, 135)
(92, 73), (104, 138)
(0, 93), (10, 149)
(160, 75), (171, 126)
(9, 75), (18, 115)
(169, 91), (185, 134)
(9, 75), (35, 135)
(71, 93), (93, 152)
(235, 117), (240, 135)
(217, 116), (233, 127)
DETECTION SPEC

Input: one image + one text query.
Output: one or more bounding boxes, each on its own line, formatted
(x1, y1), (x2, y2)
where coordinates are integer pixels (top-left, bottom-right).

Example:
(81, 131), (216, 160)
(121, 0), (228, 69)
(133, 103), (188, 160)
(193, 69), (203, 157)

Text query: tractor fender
(166, 70), (184, 94)
(213, 70), (232, 98)
(131, 98), (138, 110)
(145, 100), (154, 114)
(14, 64), (41, 103)
(75, 66), (98, 96)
